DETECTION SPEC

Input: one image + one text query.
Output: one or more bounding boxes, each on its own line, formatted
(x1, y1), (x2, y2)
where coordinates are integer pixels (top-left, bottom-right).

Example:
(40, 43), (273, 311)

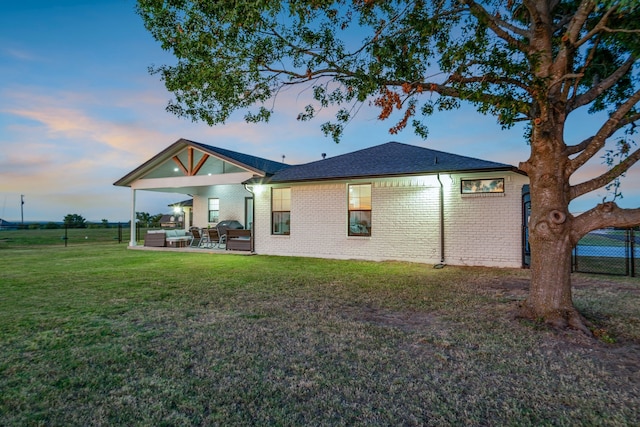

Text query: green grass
(1, 244), (639, 426)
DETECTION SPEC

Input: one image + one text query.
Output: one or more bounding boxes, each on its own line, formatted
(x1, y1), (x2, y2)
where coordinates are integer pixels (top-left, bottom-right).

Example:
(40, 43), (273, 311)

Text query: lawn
(1, 243), (639, 426)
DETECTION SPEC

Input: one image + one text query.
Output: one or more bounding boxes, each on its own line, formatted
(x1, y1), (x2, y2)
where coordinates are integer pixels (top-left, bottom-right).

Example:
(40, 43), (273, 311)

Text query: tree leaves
(137, 0), (638, 149)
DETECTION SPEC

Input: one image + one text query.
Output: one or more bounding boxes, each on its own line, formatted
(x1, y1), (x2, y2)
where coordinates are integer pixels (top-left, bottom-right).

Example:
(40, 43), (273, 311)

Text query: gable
(114, 138), (289, 187)
(142, 147), (246, 179)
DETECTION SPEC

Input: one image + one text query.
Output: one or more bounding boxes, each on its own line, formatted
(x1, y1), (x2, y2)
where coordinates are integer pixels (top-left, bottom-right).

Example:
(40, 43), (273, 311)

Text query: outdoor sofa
(144, 229), (191, 247)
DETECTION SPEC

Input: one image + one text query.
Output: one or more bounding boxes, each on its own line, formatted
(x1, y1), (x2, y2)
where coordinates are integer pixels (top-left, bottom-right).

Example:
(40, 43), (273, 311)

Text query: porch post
(130, 188), (137, 247)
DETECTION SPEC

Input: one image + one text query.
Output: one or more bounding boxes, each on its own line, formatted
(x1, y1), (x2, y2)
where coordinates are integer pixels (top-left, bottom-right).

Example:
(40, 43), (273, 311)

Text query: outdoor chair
(189, 229), (202, 247)
(205, 227), (222, 248)
(198, 229), (212, 248)
(198, 228), (218, 248)
(215, 224), (228, 248)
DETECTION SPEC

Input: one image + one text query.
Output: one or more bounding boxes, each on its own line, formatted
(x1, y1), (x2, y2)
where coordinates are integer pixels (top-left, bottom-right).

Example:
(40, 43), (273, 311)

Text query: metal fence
(572, 228), (638, 277)
(0, 224), (146, 247)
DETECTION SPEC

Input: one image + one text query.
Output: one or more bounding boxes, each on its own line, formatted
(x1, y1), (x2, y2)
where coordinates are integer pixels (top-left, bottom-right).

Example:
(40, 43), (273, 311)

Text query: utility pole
(21, 194), (24, 224)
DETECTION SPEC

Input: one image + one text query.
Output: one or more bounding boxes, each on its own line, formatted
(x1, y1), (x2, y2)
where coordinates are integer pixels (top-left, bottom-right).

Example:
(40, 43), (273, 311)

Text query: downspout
(434, 173), (446, 269)
(243, 183), (256, 253)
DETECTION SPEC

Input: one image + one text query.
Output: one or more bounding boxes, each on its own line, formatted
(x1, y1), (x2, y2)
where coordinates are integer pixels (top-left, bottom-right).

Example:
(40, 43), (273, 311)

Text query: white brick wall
(253, 172), (529, 268)
(192, 184), (252, 228)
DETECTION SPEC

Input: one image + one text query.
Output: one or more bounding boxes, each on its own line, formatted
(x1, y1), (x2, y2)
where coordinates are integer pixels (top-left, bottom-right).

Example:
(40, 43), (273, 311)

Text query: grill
(216, 220), (244, 239)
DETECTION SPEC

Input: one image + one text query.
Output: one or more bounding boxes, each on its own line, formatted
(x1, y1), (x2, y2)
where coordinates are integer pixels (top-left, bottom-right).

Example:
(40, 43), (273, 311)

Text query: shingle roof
(267, 141), (519, 183)
(188, 140), (289, 176)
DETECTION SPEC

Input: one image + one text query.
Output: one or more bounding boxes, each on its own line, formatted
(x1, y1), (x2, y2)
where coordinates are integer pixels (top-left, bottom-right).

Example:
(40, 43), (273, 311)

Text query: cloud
(1, 46), (39, 62)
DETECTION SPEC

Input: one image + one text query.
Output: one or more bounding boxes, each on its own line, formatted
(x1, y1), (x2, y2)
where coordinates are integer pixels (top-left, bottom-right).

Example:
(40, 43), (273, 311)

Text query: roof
(265, 141), (521, 183)
(168, 199), (193, 208)
(114, 138), (289, 187)
(188, 140), (289, 176)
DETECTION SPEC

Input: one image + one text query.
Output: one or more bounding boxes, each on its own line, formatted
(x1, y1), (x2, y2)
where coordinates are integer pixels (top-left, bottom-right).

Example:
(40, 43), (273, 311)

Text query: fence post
(631, 228), (636, 278)
(625, 229), (630, 277)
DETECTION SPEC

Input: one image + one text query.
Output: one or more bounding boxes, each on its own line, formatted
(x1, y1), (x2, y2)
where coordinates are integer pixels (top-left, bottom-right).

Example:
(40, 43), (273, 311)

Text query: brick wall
(253, 172), (529, 268)
(192, 184), (252, 228)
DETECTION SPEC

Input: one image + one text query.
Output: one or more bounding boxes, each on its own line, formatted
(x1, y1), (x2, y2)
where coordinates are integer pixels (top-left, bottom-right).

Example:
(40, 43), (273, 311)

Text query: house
(114, 139), (529, 267)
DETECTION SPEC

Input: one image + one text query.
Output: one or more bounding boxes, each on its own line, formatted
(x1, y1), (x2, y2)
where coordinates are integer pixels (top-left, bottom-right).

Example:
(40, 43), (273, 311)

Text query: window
(271, 188), (291, 235)
(348, 184), (371, 236)
(208, 198), (219, 223)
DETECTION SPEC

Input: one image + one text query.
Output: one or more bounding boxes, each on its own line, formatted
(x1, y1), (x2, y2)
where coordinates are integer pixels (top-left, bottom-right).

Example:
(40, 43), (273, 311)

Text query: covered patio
(113, 138), (289, 249)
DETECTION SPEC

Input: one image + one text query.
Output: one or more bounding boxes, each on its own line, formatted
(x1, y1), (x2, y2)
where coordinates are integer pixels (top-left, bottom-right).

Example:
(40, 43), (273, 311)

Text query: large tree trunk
(518, 118), (592, 334)
(522, 226), (590, 333)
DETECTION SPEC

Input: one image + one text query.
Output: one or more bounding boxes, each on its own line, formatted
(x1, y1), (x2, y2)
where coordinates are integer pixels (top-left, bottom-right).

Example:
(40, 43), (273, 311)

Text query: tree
(136, 212), (152, 228)
(137, 0), (640, 333)
(63, 214), (87, 229)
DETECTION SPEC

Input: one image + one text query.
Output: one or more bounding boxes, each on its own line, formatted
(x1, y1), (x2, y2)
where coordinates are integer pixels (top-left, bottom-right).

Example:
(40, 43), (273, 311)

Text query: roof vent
(434, 156), (438, 165)
(322, 153), (326, 159)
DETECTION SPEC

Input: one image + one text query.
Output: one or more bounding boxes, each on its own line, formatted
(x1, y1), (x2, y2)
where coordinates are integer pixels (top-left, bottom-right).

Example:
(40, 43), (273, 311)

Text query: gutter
(265, 166), (525, 185)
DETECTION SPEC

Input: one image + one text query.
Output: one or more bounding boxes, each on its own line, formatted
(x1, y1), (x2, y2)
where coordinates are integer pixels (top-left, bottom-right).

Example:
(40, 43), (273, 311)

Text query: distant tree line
(13, 212), (165, 230)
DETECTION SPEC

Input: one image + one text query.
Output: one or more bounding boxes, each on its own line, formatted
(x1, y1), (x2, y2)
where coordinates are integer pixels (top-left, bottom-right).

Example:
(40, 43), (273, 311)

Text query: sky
(1, 0), (638, 223)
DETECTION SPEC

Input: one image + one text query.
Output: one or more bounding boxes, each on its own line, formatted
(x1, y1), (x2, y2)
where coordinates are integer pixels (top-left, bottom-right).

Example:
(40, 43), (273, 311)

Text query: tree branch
(572, 203), (640, 242)
(447, 72), (532, 93)
(570, 146), (640, 200)
(567, 34), (601, 104)
(568, 88), (640, 173)
(568, 56), (636, 112)
(565, 136), (594, 156)
(550, 1), (595, 99)
(461, 0), (530, 52)
(573, 4), (616, 49)
(565, 112), (640, 156)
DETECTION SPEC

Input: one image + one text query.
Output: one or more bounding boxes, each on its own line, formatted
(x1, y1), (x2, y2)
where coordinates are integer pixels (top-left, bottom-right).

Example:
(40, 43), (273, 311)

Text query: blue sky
(1, 0), (638, 222)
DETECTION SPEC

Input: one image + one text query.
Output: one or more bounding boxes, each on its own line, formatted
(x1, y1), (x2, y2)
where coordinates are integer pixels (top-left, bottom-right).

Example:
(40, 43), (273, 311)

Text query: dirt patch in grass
(347, 306), (444, 332)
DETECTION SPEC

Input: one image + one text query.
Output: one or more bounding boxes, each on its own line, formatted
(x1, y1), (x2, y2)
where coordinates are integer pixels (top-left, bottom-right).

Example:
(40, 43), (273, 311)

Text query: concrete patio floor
(128, 244), (254, 255)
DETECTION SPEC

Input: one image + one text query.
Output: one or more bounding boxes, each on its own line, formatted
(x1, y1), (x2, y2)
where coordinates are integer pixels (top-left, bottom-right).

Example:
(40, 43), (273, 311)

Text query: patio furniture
(144, 229), (191, 247)
(204, 228), (222, 248)
(226, 229), (252, 251)
(144, 230), (166, 247)
(165, 229), (191, 247)
(189, 229), (202, 247)
(216, 220), (244, 247)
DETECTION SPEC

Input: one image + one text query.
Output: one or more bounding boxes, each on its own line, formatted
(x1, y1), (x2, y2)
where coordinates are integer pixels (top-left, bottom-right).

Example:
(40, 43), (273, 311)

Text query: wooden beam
(192, 154), (209, 175)
(172, 156), (188, 175)
(187, 147), (194, 175)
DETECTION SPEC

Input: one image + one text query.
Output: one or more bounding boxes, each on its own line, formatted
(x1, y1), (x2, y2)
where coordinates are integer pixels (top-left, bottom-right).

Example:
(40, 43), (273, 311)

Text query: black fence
(0, 224), (145, 247)
(572, 228), (638, 277)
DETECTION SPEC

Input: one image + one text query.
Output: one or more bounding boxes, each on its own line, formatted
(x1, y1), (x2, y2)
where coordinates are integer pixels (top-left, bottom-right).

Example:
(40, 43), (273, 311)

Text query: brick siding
(253, 172), (529, 268)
